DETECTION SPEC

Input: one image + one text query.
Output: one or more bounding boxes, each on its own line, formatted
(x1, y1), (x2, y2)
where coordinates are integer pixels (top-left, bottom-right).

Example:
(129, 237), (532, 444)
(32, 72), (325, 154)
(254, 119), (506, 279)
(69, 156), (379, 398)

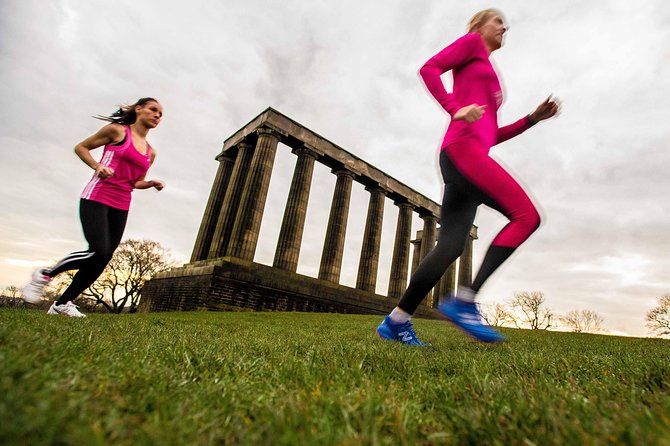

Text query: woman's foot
(376, 316), (431, 346)
(438, 298), (504, 343)
(22, 269), (52, 304)
(47, 301), (87, 318)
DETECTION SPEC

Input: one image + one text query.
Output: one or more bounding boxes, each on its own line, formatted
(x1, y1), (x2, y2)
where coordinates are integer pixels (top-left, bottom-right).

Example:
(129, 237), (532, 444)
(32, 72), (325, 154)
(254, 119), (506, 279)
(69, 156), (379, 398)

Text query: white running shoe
(22, 269), (52, 304)
(47, 301), (87, 318)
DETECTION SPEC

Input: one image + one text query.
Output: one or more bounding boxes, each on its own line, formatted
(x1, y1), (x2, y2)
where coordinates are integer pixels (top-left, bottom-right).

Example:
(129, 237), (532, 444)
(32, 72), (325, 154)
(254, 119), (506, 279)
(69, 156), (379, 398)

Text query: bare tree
(509, 291), (554, 330)
(3, 285), (22, 299)
(50, 239), (176, 313)
(0, 285), (24, 308)
(480, 302), (513, 327)
(561, 309), (604, 333)
(646, 294), (670, 337)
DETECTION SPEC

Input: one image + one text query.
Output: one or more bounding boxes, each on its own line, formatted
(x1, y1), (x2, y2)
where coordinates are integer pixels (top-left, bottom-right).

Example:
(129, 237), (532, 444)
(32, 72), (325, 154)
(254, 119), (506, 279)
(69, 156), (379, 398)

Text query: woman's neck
(130, 122), (150, 139)
(477, 33), (496, 55)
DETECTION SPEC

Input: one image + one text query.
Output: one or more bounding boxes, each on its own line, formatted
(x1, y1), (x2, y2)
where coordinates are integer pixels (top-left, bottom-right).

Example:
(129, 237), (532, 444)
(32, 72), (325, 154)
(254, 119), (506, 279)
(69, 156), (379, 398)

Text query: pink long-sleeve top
(419, 33), (532, 151)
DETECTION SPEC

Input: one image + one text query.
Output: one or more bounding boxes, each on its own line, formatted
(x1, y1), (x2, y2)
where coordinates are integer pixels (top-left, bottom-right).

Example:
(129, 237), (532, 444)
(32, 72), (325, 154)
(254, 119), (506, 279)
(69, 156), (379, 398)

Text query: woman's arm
(495, 116), (534, 145)
(495, 96), (560, 145)
(419, 33), (481, 116)
(134, 150), (164, 190)
(74, 124), (124, 178)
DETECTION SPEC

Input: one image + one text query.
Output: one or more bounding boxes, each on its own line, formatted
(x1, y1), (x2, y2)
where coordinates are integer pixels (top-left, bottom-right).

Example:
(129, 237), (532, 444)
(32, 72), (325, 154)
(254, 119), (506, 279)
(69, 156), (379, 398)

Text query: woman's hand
(453, 104), (487, 123)
(94, 164), (115, 179)
(529, 96), (561, 124)
(133, 179), (165, 190)
(151, 180), (165, 191)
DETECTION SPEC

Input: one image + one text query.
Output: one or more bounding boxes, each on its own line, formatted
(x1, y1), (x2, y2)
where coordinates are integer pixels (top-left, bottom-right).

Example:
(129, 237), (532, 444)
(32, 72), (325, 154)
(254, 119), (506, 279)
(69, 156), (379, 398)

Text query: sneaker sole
(22, 295), (42, 305)
(22, 286), (43, 305)
(376, 329), (431, 347)
(438, 312), (505, 344)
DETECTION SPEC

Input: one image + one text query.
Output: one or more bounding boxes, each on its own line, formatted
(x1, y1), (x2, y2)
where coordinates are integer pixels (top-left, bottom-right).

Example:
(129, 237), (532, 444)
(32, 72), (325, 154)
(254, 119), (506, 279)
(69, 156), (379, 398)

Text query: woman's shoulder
(100, 122), (127, 136)
(456, 32), (485, 49)
(97, 123), (127, 145)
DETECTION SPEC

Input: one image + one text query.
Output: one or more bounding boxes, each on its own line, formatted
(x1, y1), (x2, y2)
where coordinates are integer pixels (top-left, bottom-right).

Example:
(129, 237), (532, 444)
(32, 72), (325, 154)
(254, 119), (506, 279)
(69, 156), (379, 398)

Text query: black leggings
(45, 199), (128, 304)
(397, 149), (540, 314)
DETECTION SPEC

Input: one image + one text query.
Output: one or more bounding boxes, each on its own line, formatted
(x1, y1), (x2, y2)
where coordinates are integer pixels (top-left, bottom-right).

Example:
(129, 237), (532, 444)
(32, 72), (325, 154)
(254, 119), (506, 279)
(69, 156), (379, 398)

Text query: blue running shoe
(438, 299), (505, 343)
(376, 316), (431, 346)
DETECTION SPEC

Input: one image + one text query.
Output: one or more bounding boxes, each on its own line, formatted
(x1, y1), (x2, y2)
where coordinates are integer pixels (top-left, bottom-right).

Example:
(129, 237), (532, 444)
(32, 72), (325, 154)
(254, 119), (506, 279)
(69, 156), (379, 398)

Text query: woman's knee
(432, 239), (466, 266)
(90, 246), (115, 264)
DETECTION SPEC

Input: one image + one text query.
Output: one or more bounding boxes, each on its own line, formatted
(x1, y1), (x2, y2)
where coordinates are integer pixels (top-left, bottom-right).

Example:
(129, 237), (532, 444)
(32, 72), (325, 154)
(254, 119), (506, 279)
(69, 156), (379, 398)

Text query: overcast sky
(1, 0), (668, 337)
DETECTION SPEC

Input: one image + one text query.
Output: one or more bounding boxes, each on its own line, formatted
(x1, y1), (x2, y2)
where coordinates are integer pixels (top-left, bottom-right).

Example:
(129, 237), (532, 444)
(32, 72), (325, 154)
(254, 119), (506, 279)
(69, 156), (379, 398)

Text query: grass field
(1, 309), (669, 445)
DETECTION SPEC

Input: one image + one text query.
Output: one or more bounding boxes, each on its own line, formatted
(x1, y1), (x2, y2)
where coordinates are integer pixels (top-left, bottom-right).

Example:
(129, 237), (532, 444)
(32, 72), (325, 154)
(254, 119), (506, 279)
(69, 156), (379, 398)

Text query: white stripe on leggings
(46, 250), (96, 274)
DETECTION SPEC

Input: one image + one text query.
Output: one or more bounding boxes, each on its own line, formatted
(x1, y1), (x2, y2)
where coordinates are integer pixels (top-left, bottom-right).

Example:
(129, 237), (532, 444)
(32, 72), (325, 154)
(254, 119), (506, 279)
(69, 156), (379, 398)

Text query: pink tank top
(80, 125), (152, 210)
(419, 33), (531, 150)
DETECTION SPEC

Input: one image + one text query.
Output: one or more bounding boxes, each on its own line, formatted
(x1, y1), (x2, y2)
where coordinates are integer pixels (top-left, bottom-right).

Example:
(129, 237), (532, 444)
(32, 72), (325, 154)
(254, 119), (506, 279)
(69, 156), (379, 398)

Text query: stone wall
(140, 257), (438, 318)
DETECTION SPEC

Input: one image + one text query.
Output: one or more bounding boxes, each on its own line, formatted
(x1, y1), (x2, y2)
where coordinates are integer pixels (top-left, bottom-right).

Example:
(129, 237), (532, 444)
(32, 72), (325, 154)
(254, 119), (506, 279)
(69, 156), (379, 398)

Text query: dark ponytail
(95, 97), (159, 125)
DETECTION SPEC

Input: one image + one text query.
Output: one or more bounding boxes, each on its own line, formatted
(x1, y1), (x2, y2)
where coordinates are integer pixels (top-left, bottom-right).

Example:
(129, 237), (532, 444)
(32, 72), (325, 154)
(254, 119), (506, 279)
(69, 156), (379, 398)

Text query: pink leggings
(443, 141), (541, 247)
(397, 140), (540, 314)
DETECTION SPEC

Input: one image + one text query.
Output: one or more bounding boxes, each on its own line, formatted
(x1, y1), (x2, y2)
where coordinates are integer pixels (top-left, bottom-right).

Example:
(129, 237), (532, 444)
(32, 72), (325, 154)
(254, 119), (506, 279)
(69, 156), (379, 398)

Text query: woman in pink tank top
(22, 98), (165, 317)
(377, 9), (560, 344)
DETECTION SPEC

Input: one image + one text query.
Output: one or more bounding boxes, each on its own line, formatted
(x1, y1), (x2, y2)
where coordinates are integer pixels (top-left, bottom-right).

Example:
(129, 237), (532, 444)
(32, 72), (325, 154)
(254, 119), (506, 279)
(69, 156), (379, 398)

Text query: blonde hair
(467, 9), (503, 33)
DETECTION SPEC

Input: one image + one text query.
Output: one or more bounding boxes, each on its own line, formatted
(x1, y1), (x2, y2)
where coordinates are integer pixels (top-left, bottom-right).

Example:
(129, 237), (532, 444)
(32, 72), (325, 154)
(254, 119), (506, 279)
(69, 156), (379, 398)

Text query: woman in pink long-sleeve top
(377, 9), (559, 344)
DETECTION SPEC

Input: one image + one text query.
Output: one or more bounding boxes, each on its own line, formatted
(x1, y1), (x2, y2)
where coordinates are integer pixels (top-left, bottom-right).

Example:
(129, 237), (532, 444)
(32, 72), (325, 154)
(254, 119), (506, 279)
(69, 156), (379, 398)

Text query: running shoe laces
(53, 301), (87, 318)
(377, 316), (431, 346)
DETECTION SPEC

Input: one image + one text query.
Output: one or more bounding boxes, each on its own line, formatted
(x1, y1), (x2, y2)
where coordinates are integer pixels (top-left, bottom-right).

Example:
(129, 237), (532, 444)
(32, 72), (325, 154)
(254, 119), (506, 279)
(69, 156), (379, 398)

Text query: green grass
(1, 309), (669, 445)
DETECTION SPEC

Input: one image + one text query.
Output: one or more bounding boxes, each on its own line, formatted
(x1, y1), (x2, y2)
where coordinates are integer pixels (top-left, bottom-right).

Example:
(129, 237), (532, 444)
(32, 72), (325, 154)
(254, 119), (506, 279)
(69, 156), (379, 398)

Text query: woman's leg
(435, 142), (540, 343)
(55, 200), (128, 304)
(444, 142), (541, 295)
(397, 177), (478, 314)
(377, 151), (481, 345)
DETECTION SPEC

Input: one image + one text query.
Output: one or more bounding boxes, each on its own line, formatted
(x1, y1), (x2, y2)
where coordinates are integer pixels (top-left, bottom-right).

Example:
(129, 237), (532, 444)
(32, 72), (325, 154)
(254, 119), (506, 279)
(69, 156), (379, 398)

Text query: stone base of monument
(139, 256), (439, 319)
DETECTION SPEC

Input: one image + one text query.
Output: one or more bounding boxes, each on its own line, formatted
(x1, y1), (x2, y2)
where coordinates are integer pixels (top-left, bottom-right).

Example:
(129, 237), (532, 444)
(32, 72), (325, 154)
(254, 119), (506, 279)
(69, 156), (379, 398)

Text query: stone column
(419, 214), (438, 305)
(318, 168), (356, 283)
(432, 266), (443, 308)
(458, 235), (474, 288)
(387, 202), (414, 299)
(355, 185), (386, 292)
(191, 153), (235, 262)
(273, 146), (318, 272)
(227, 128), (280, 261)
(410, 231), (422, 275)
(443, 263), (457, 298)
(208, 142), (254, 259)
(419, 214), (438, 260)
(458, 225), (478, 288)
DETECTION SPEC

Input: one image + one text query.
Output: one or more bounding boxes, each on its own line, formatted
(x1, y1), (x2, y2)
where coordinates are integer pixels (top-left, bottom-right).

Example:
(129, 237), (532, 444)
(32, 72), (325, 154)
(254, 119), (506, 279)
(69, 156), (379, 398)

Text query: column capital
(394, 200), (414, 210)
(216, 151), (237, 164)
(255, 127), (280, 140)
(292, 145), (319, 159)
(237, 140), (254, 150)
(421, 213), (438, 223)
(221, 153), (236, 165)
(331, 167), (356, 179)
(364, 184), (387, 195)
